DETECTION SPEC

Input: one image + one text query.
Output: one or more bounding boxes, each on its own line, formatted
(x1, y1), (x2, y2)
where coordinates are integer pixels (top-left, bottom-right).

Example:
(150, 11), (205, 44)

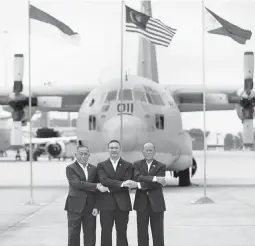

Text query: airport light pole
(194, 0), (214, 204)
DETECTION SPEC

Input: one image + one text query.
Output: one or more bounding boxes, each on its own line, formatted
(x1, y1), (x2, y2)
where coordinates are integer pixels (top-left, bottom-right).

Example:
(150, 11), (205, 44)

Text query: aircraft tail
(137, 1), (159, 83)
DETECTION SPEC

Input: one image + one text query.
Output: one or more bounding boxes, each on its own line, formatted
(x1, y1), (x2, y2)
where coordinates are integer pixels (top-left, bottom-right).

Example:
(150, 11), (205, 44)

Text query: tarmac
(0, 151), (255, 246)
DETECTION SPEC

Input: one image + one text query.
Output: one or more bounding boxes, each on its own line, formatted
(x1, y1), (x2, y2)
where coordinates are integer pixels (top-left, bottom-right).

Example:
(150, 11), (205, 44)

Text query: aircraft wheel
(178, 168), (191, 186)
(191, 158), (197, 177)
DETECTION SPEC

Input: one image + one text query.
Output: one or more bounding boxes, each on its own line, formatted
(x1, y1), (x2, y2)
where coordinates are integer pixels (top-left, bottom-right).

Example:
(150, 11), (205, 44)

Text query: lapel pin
(153, 165), (155, 167)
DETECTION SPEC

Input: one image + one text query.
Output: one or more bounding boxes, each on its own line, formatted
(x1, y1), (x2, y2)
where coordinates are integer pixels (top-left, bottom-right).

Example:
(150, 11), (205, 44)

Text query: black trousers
(136, 198), (164, 246)
(100, 207), (129, 246)
(67, 210), (96, 246)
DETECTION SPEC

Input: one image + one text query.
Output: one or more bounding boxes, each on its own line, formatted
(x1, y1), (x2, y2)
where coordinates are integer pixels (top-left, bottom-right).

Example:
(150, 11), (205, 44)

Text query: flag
(29, 4), (78, 37)
(205, 7), (252, 44)
(125, 5), (176, 47)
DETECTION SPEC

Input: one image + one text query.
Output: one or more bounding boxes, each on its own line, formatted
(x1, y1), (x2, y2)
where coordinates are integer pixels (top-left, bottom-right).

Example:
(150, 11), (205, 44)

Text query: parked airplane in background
(0, 0), (254, 186)
(0, 106), (77, 160)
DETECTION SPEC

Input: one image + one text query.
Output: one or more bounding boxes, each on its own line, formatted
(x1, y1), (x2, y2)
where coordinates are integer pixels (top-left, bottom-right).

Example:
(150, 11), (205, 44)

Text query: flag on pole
(205, 7), (252, 44)
(29, 4), (78, 37)
(125, 5), (176, 47)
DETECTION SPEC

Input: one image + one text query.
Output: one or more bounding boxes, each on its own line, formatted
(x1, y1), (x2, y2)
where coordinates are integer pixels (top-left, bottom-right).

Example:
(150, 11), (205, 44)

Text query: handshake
(122, 177), (167, 188)
(122, 180), (138, 189)
(97, 183), (109, 193)
(96, 176), (167, 193)
(155, 176), (167, 186)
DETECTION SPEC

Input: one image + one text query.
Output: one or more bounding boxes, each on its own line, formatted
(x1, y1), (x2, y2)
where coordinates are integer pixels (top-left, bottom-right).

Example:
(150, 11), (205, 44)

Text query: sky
(0, 0), (255, 134)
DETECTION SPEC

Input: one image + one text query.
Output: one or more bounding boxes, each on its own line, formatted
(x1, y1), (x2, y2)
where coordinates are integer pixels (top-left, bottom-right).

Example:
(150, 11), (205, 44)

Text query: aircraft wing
(23, 136), (77, 145)
(166, 84), (240, 112)
(0, 83), (97, 112)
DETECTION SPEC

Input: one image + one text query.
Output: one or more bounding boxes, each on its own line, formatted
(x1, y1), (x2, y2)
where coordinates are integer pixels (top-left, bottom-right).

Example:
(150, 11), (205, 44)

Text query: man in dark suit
(65, 145), (109, 246)
(96, 140), (134, 246)
(133, 142), (166, 246)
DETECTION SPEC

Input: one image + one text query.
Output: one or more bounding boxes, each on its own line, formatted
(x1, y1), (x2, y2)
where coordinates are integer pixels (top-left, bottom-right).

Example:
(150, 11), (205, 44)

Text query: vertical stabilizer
(137, 1), (159, 83)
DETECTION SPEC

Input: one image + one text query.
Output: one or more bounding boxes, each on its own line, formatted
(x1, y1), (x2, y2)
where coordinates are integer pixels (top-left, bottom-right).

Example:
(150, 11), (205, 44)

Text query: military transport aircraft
(0, 0), (254, 186)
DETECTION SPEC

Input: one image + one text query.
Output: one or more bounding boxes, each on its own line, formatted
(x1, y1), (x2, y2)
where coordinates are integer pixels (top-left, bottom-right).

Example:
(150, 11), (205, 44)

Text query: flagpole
(120, 0), (124, 141)
(3, 30), (8, 87)
(194, 0), (214, 205)
(28, 0), (34, 205)
(202, 0), (207, 199)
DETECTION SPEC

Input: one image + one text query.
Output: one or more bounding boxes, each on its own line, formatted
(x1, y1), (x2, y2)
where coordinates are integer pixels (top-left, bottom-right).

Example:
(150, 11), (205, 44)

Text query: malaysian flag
(125, 5), (176, 47)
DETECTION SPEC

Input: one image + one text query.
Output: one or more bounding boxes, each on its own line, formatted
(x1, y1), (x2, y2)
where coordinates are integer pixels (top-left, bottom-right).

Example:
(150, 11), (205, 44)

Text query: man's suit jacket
(65, 161), (98, 213)
(96, 158), (133, 211)
(133, 159), (166, 212)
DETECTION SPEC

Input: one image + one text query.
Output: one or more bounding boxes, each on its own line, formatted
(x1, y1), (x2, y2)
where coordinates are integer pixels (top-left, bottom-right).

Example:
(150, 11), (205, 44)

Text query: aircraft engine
(46, 141), (66, 158)
(0, 54), (38, 147)
(228, 52), (255, 148)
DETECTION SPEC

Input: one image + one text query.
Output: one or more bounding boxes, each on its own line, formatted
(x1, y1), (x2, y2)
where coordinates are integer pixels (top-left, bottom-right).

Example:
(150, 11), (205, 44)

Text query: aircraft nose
(103, 115), (142, 151)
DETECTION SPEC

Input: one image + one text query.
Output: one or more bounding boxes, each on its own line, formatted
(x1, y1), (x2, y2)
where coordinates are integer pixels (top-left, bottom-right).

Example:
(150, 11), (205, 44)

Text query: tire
(178, 168), (191, 186)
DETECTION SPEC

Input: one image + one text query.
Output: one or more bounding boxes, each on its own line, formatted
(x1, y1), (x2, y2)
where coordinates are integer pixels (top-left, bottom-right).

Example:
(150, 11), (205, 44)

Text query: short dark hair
(108, 140), (121, 148)
(77, 144), (89, 152)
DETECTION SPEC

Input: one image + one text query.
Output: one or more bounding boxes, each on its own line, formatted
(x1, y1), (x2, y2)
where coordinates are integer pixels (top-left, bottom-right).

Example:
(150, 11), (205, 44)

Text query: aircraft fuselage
(77, 75), (193, 171)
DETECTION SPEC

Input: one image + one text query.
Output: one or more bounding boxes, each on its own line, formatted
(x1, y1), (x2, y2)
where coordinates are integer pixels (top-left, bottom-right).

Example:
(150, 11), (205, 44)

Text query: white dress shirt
(110, 157), (120, 171)
(109, 157), (124, 187)
(137, 160), (157, 189)
(77, 161), (88, 180)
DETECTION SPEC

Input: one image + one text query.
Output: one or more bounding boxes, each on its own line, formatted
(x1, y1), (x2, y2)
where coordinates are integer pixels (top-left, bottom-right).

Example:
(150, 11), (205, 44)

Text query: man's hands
(122, 180), (138, 189)
(96, 178), (167, 191)
(96, 183), (109, 192)
(155, 177), (167, 186)
(121, 177), (167, 188)
(92, 208), (99, 216)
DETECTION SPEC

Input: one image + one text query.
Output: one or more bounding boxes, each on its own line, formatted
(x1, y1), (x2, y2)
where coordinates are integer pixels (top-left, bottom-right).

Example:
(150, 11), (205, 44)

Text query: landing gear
(178, 168), (191, 186)
(25, 150), (38, 161)
(15, 150), (21, 161)
(176, 158), (198, 187)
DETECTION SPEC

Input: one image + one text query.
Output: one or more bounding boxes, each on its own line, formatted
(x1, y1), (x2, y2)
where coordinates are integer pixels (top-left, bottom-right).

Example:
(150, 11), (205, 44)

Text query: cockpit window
(144, 86), (165, 105)
(118, 89), (133, 101)
(151, 94), (164, 105)
(99, 93), (106, 105)
(134, 89), (147, 102)
(105, 90), (117, 103)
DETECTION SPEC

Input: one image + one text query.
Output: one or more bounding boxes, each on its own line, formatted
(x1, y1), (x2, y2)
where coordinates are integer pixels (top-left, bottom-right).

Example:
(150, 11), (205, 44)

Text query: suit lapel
(104, 159), (115, 178)
(148, 160), (158, 175)
(74, 161), (86, 181)
(115, 158), (125, 178)
(141, 159), (149, 175)
(87, 164), (93, 182)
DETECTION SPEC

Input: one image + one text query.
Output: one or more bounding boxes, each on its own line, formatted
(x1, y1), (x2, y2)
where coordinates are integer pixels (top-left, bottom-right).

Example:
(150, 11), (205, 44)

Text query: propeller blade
(244, 51), (254, 93)
(13, 54), (24, 93)
(10, 121), (23, 147)
(242, 119), (254, 148)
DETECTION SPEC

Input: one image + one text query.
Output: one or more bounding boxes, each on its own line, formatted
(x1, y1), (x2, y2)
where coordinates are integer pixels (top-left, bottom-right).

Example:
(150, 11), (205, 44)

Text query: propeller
(241, 52), (255, 148)
(1, 54), (38, 147)
(229, 52), (255, 148)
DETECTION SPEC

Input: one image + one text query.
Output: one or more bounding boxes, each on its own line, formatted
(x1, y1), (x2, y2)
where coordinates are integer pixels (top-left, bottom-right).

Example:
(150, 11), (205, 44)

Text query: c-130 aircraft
(0, 1), (254, 186)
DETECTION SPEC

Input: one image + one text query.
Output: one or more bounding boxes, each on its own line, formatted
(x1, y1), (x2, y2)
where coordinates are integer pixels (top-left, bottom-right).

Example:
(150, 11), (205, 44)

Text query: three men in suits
(96, 140), (134, 246)
(133, 142), (166, 246)
(65, 145), (108, 246)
